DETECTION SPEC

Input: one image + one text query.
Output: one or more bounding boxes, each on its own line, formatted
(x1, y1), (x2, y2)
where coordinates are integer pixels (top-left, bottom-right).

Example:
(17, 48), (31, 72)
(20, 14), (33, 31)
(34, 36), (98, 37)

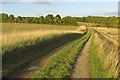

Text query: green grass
(33, 29), (91, 78)
(2, 23), (78, 33)
(89, 36), (104, 78)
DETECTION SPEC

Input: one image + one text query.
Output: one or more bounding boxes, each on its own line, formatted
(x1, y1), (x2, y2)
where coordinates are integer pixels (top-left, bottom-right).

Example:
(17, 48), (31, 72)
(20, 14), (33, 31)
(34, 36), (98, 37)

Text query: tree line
(0, 13), (118, 28)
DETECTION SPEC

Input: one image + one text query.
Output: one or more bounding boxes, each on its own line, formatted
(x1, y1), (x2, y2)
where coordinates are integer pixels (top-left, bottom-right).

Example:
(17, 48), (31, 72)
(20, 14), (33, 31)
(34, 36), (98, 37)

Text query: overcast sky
(1, 0), (119, 17)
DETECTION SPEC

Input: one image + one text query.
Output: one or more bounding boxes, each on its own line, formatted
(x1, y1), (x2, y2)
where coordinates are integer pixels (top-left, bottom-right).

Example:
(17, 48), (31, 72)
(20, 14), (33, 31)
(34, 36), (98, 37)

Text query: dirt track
(71, 34), (92, 78)
(9, 38), (78, 78)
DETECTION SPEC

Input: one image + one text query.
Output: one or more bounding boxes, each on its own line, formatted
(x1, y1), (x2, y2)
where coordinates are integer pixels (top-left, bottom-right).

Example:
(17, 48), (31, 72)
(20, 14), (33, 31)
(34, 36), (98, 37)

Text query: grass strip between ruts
(33, 29), (91, 79)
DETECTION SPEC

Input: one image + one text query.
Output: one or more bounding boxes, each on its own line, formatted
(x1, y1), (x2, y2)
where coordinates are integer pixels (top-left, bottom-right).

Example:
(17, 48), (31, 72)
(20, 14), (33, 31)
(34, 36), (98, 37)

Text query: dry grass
(2, 30), (84, 48)
(92, 27), (119, 45)
(2, 23), (84, 48)
(2, 30), (67, 47)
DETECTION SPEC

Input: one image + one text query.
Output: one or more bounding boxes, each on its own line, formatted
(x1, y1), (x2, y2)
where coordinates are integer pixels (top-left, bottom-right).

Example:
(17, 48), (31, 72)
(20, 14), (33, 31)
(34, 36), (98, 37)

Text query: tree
(24, 17), (30, 23)
(54, 14), (61, 24)
(9, 14), (15, 23)
(31, 17), (39, 23)
(16, 16), (22, 23)
(39, 16), (44, 24)
(2, 13), (8, 22)
(62, 16), (72, 25)
(45, 14), (54, 24)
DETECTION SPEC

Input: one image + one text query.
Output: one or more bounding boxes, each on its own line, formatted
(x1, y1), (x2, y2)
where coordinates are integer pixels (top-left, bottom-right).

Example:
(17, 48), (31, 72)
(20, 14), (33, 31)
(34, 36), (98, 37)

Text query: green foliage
(81, 16), (118, 28)
(39, 16), (44, 24)
(2, 13), (9, 22)
(54, 14), (61, 24)
(16, 16), (22, 23)
(1, 13), (118, 27)
(32, 17), (39, 23)
(45, 14), (54, 24)
(8, 15), (15, 23)
(33, 29), (91, 78)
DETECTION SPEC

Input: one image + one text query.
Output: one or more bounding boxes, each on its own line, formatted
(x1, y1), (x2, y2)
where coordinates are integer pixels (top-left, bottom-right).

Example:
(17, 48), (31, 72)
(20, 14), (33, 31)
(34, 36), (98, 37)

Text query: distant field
(2, 23), (78, 33)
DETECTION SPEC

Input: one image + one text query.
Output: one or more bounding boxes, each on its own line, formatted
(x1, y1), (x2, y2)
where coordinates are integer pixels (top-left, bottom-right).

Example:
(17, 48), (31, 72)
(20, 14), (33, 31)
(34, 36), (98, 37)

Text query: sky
(1, 1), (119, 17)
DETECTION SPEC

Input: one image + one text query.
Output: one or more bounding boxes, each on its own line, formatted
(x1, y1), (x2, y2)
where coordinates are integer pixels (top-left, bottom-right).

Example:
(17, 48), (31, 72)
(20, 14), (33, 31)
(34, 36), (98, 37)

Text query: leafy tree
(2, 13), (8, 22)
(39, 16), (44, 24)
(45, 14), (54, 24)
(62, 16), (77, 25)
(9, 14), (15, 23)
(24, 17), (30, 23)
(54, 14), (61, 24)
(16, 16), (22, 23)
(31, 17), (39, 23)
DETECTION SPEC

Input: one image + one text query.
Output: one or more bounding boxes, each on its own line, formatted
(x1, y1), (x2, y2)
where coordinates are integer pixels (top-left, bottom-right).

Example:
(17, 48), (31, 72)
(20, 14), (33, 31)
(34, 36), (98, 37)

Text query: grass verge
(89, 35), (104, 78)
(89, 32), (114, 78)
(33, 29), (91, 79)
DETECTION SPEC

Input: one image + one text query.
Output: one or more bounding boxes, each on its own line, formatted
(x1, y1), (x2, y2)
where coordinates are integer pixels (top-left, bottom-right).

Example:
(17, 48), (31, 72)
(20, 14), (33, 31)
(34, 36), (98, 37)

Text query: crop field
(2, 23), (78, 33)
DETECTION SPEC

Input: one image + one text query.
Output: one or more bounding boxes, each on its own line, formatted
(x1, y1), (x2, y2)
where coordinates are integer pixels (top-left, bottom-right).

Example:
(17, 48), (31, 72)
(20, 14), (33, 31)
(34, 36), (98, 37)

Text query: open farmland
(1, 22), (119, 79)
(1, 2), (120, 79)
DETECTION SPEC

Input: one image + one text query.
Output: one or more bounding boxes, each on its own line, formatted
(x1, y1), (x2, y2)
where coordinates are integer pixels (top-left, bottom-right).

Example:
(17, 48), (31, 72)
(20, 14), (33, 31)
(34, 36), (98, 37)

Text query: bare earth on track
(71, 35), (92, 78)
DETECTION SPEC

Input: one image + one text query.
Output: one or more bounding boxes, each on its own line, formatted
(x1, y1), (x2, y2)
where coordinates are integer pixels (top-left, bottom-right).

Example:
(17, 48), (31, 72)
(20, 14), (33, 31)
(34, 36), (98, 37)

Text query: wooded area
(1, 13), (118, 28)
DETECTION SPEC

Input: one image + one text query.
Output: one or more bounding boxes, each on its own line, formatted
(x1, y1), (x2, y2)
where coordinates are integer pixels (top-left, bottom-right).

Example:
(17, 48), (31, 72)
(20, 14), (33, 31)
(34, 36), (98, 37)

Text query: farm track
(71, 33), (92, 78)
(9, 37), (80, 78)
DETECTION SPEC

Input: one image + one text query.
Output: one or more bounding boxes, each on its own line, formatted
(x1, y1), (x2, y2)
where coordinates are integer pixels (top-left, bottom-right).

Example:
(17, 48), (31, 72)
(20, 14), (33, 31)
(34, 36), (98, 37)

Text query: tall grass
(2, 30), (72, 51)
(33, 29), (91, 78)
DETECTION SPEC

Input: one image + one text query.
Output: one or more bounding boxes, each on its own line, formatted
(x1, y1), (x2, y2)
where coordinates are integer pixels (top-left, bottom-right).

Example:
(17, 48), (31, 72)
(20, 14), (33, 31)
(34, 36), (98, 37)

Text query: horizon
(1, 2), (118, 17)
